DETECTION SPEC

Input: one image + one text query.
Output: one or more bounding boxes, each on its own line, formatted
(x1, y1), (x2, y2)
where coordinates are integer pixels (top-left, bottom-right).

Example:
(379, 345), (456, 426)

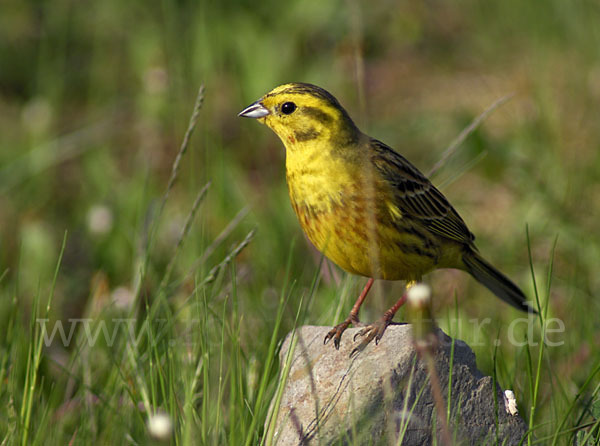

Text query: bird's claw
(349, 319), (391, 357)
(324, 316), (362, 350)
(324, 321), (350, 350)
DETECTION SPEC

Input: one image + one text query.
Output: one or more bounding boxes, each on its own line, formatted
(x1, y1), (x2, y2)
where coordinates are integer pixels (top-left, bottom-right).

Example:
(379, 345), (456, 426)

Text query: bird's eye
(281, 102), (297, 115)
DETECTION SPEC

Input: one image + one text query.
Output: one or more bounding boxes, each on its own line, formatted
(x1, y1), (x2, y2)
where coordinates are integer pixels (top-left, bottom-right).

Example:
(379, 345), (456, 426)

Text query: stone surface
(265, 325), (528, 445)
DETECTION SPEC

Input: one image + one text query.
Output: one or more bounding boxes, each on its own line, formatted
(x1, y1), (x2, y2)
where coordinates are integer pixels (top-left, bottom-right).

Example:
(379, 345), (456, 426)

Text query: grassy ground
(1, 0), (600, 444)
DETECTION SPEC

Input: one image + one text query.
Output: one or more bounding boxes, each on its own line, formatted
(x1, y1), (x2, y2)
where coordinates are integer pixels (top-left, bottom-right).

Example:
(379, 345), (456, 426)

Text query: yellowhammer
(239, 82), (535, 351)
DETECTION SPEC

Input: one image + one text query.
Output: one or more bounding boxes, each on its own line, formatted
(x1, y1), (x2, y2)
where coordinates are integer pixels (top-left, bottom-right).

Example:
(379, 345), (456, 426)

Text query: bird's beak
(238, 101), (270, 119)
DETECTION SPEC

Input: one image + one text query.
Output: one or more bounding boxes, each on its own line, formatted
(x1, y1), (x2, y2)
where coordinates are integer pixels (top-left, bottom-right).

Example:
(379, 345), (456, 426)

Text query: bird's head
(239, 82), (360, 150)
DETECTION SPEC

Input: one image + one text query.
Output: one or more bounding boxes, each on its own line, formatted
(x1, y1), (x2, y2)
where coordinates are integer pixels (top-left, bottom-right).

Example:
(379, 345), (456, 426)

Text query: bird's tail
(462, 250), (537, 314)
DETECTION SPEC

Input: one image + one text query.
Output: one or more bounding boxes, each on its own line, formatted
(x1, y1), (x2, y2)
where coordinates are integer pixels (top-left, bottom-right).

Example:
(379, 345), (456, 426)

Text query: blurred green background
(1, 0), (600, 443)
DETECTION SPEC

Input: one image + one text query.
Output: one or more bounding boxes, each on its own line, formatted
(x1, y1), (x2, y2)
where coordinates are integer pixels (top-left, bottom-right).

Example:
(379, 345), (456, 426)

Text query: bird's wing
(370, 139), (475, 244)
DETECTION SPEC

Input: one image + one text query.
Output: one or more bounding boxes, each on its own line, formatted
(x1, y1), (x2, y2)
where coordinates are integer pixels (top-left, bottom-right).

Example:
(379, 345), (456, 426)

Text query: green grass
(1, 0), (600, 443)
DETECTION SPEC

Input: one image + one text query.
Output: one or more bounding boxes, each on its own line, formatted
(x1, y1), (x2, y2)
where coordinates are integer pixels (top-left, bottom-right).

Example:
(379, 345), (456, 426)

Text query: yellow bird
(239, 82), (535, 350)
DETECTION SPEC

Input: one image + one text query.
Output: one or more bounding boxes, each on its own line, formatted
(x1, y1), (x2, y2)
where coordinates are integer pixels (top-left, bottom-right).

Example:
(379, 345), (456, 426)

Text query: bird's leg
(324, 278), (374, 349)
(351, 280), (417, 357)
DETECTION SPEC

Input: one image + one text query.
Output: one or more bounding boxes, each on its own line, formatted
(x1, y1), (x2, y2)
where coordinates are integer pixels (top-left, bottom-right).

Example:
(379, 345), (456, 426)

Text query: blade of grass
(262, 293), (306, 446)
(135, 85), (205, 305)
(156, 85), (205, 222)
(215, 294), (228, 441)
(20, 231), (67, 446)
(397, 359), (428, 445)
(244, 238), (296, 446)
(492, 331), (500, 446)
(428, 93), (515, 178)
(197, 229), (256, 289)
(159, 181), (211, 291)
(197, 206), (250, 265)
(446, 293), (458, 424)
(528, 233), (557, 444)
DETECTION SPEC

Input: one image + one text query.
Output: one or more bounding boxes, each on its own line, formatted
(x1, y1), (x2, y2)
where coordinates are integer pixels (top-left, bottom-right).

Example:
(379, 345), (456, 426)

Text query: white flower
(407, 283), (432, 305)
(147, 412), (173, 440)
(87, 205), (113, 235)
(504, 390), (519, 416)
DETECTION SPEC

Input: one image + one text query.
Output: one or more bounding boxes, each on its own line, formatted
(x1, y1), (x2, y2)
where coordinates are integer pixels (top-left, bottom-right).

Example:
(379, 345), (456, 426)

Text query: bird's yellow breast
(285, 140), (440, 280)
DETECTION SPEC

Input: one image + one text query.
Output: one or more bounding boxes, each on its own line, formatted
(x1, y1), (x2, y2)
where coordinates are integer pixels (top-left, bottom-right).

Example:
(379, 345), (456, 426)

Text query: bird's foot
(324, 314), (361, 350)
(350, 316), (393, 357)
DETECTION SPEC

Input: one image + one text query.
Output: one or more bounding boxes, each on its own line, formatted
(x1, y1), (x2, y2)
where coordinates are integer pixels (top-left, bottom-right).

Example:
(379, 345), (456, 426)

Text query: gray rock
(264, 325), (528, 445)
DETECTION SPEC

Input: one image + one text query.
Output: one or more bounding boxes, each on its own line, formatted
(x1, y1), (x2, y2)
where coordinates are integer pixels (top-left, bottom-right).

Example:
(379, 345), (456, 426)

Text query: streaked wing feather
(370, 139), (475, 244)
